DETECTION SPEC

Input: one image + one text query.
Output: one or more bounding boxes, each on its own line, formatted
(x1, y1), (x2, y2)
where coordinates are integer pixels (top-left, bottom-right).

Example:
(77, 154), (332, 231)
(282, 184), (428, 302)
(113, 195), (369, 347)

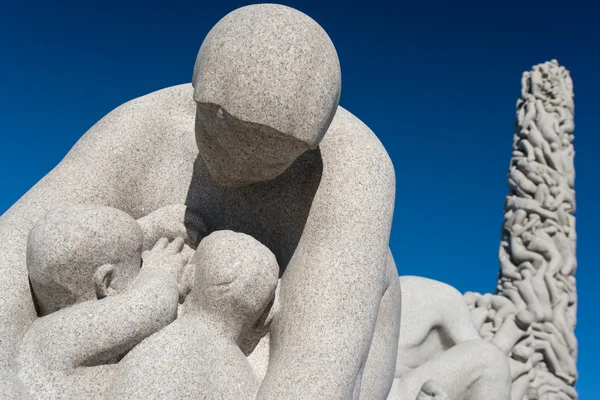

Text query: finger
(175, 253), (189, 269)
(178, 259), (187, 281)
(153, 237), (169, 250)
(166, 237), (185, 254)
(181, 244), (195, 262)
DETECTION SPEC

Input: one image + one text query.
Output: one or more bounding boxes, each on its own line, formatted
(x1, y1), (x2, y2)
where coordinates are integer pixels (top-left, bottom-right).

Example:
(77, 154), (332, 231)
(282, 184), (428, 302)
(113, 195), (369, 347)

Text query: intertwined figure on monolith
(465, 60), (578, 400)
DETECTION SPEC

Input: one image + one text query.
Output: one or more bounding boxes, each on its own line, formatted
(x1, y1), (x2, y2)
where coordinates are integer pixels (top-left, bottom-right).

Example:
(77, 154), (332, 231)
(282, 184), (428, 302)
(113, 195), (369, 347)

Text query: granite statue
(0, 2), (578, 399)
(108, 230), (279, 399)
(229, 274), (515, 400)
(17, 204), (188, 398)
(0, 4), (400, 399)
(387, 276), (511, 400)
(465, 60), (578, 400)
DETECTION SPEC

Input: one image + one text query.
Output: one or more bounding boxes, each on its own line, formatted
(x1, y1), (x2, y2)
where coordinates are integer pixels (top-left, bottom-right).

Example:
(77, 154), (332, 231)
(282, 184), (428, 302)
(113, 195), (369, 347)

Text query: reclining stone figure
(387, 276), (512, 400)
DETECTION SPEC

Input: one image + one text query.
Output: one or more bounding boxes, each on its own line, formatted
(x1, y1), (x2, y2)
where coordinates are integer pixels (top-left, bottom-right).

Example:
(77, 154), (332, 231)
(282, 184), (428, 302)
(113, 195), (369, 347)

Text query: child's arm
(21, 238), (187, 370)
(137, 204), (207, 250)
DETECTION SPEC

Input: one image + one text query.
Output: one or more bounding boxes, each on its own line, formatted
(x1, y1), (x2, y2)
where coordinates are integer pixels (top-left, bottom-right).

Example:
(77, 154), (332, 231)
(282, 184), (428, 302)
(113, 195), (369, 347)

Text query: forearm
(83, 266), (180, 364)
(137, 204), (206, 250)
(31, 267), (179, 368)
(258, 244), (390, 399)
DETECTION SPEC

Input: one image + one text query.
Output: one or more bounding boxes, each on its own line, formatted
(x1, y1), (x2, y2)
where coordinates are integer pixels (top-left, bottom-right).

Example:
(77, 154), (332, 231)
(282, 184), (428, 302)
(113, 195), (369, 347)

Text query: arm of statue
(257, 125), (396, 399)
(0, 91), (195, 396)
(137, 204), (207, 251)
(20, 239), (185, 370)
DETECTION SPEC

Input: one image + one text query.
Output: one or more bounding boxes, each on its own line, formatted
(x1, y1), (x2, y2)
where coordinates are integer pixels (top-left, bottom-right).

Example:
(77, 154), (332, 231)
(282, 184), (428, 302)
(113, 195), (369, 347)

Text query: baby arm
(137, 204), (207, 251)
(19, 238), (187, 370)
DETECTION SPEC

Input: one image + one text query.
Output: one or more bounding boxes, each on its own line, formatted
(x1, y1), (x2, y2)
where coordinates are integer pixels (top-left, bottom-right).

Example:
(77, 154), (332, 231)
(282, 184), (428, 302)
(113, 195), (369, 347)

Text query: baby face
(188, 230), (279, 323)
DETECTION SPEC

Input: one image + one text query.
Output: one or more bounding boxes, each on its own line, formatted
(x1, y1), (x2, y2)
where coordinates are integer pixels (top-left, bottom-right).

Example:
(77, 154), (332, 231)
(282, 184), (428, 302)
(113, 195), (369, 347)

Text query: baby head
(27, 204), (143, 316)
(186, 230), (279, 338)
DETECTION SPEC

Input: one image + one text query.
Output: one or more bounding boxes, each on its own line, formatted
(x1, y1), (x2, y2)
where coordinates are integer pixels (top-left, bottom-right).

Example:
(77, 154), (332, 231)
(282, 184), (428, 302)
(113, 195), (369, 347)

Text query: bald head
(186, 230), (279, 332)
(27, 204), (143, 315)
(193, 4), (341, 149)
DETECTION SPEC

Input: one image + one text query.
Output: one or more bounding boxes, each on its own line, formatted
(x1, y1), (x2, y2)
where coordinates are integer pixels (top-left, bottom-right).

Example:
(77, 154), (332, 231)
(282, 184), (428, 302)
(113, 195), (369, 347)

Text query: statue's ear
(94, 264), (116, 299)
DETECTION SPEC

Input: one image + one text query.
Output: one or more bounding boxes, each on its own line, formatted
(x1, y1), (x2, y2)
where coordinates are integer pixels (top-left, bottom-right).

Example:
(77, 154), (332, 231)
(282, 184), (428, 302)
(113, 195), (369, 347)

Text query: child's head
(27, 204), (143, 316)
(186, 230), (279, 335)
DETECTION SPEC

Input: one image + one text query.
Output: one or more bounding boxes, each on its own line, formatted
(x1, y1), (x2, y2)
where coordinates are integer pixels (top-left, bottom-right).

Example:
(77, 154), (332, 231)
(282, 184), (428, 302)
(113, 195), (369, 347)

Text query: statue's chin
(207, 166), (257, 188)
(203, 153), (292, 188)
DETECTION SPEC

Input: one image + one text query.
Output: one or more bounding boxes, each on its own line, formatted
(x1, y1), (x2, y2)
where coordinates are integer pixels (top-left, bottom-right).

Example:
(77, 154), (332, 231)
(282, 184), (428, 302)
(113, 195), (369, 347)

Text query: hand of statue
(178, 256), (196, 304)
(142, 237), (191, 283)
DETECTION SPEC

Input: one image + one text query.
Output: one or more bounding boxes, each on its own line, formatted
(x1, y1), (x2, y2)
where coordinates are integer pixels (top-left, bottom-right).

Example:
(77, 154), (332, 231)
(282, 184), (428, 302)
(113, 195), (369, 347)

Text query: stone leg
(415, 380), (449, 400)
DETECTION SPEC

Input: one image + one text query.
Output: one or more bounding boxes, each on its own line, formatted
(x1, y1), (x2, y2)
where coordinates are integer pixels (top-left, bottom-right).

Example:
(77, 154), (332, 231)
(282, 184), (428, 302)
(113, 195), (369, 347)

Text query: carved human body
(108, 231), (279, 400)
(0, 5), (400, 399)
(16, 206), (188, 399)
(387, 276), (511, 400)
(466, 61), (577, 399)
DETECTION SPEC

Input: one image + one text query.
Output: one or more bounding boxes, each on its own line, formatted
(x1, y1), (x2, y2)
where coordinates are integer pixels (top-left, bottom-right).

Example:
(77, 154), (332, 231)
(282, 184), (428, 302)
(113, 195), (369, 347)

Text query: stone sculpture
(465, 60), (578, 400)
(387, 277), (511, 400)
(0, 4), (401, 399)
(0, 2), (578, 399)
(108, 230), (279, 400)
(18, 204), (188, 399)
(239, 274), (515, 400)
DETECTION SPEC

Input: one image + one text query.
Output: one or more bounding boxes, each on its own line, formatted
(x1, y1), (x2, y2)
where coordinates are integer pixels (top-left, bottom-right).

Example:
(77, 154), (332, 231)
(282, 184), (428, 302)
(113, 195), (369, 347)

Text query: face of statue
(195, 103), (309, 187)
(191, 5), (342, 187)
(187, 231), (279, 326)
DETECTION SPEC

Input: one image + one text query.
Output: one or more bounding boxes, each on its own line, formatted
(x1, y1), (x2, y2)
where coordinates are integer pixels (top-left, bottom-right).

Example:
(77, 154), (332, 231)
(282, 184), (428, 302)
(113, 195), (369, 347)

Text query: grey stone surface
(17, 204), (187, 399)
(249, 276), (513, 400)
(108, 230), (278, 399)
(0, 4), (399, 399)
(387, 277), (511, 400)
(27, 204), (144, 316)
(465, 60), (578, 400)
(193, 4), (341, 152)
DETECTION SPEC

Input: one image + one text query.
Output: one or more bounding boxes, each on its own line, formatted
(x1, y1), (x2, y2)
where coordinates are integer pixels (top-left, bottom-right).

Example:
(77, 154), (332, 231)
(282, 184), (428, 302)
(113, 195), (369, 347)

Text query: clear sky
(1, 0), (598, 396)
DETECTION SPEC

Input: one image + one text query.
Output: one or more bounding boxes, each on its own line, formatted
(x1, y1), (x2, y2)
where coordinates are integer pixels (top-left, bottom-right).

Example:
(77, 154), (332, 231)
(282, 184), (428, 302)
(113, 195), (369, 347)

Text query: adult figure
(0, 4), (400, 399)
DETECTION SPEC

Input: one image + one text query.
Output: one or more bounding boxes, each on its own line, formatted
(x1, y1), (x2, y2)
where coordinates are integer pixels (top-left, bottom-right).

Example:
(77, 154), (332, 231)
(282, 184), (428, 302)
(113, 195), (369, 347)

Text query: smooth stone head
(27, 204), (143, 316)
(187, 230), (279, 331)
(192, 4), (341, 187)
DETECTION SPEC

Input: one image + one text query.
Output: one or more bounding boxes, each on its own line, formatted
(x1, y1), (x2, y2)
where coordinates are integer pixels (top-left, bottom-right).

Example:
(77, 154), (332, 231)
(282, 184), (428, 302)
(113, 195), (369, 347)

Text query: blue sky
(1, 0), (598, 396)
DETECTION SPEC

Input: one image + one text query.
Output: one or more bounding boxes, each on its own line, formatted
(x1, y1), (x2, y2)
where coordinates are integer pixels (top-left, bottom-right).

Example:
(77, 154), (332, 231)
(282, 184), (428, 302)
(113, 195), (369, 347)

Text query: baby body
(108, 230), (279, 399)
(17, 204), (188, 399)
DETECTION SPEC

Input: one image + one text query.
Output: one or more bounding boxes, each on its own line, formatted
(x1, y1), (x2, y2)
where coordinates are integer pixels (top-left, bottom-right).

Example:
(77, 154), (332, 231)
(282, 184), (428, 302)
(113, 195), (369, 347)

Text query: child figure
(17, 204), (189, 399)
(108, 230), (279, 400)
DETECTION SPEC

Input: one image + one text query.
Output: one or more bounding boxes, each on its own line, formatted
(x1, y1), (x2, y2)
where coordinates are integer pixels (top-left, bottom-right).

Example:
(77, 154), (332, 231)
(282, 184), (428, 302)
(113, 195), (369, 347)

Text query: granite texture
(27, 204), (144, 316)
(193, 4), (341, 150)
(387, 276), (511, 400)
(17, 204), (187, 399)
(465, 60), (578, 400)
(0, 4), (399, 399)
(4, 7), (573, 400)
(108, 230), (278, 399)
